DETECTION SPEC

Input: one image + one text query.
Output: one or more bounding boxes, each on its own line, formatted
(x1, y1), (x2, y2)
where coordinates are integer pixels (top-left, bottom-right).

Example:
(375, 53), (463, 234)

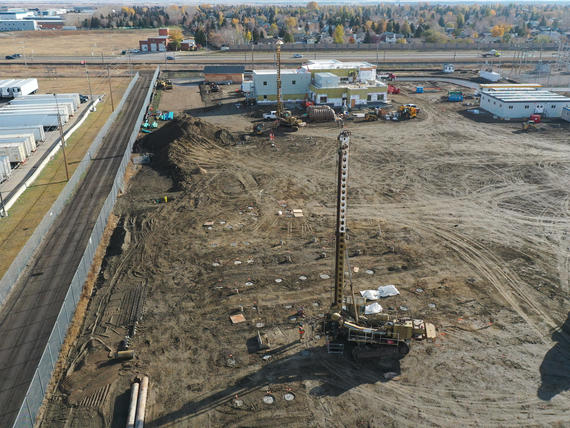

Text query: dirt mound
(142, 114), (237, 189)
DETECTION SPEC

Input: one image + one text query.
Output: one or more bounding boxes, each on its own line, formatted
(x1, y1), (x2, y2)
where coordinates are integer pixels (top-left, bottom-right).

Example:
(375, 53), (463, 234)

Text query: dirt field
(40, 82), (569, 427)
(0, 29), (153, 57)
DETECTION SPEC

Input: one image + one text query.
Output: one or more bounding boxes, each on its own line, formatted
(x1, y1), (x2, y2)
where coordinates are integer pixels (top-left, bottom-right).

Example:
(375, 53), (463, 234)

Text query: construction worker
(298, 323), (305, 342)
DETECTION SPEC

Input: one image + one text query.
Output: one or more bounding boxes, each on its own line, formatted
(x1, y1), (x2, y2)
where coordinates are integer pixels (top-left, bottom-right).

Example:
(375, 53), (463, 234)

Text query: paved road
(0, 72), (152, 427)
(1, 49), (555, 66)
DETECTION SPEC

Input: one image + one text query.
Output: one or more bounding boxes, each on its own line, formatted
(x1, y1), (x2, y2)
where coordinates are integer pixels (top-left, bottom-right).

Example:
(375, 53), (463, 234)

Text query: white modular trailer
(0, 134), (36, 157)
(0, 143), (27, 163)
(0, 78), (39, 98)
(479, 70), (501, 82)
(0, 155), (10, 181)
(480, 90), (570, 119)
(18, 94), (81, 110)
(0, 112), (62, 128)
(12, 96), (79, 112)
(562, 107), (570, 123)
(9, 99), (76, 115)
(2, 103), (73, 118)
(0, 125), (45, 142)
(0, 107), (70, 123)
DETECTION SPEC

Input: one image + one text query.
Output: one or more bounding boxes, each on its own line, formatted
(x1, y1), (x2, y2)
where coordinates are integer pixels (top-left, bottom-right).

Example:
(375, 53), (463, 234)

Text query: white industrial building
(480, 90), (570, 119)
(0, 19), (37, 31)
(0, 79), (38, 98)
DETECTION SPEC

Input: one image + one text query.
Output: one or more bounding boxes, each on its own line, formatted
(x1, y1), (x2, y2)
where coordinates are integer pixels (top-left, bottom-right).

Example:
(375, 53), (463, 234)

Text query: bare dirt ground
(40, 82), (569, 427)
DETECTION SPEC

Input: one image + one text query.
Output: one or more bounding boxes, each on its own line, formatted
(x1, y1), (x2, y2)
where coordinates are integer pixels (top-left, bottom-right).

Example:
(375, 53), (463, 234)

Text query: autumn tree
(307, 1), (318, 10)
(169, 28), (183, 50)
(333, 24), (345, 43)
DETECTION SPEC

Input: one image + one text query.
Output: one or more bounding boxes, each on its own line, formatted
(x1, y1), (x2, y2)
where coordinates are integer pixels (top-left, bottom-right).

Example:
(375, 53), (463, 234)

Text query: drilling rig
(273, 40), (305, 130)
(326, 130), (436, 360)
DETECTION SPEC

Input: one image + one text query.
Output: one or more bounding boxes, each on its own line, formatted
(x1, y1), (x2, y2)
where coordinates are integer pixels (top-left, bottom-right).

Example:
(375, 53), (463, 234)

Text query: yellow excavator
(157, 79), (173, 90)
(398, 105), (417, 120)
(325, 130), (436, 360)
(522, 120), (537, 132)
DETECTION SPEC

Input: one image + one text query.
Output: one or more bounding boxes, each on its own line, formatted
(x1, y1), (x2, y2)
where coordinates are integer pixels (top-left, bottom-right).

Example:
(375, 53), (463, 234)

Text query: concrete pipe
(126, 382), (139, 428)
(135, 376), (149, 428)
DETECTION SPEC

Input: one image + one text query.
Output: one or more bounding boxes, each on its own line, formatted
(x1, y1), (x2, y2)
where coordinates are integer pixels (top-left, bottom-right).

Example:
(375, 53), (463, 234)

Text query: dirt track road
(0, 73), (152, 427)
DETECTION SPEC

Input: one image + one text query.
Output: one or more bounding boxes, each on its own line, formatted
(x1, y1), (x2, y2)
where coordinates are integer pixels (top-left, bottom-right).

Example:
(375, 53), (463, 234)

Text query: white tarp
(364, 302), (383, 314)
(360, 285), (400, 300)
(377, 285), (400, 298)
(360, 289), (380, 300)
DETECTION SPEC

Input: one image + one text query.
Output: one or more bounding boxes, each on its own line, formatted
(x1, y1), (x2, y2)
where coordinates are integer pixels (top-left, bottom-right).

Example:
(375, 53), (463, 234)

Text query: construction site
(0, 41), (567, 428)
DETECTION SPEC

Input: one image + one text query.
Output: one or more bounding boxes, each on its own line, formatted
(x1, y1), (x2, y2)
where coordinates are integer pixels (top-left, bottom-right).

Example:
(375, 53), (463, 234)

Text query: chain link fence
(10, 67), (159, 428)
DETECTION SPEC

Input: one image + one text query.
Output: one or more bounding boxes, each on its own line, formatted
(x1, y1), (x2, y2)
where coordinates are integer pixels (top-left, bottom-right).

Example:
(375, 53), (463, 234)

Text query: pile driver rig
(326, 130), (436, 360)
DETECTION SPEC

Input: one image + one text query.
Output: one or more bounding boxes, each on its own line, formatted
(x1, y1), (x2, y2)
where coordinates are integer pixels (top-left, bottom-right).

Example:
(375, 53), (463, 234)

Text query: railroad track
(0, 72), (152, 427)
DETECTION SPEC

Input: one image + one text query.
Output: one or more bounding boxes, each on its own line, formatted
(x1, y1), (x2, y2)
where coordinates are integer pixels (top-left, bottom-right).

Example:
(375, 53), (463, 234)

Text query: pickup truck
(263, 111), (278, 120)
(482, 49), (501, 58)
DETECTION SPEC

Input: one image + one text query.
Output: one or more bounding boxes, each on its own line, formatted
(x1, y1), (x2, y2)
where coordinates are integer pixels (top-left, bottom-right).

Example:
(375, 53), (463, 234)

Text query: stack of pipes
(126, 376), (149, 428)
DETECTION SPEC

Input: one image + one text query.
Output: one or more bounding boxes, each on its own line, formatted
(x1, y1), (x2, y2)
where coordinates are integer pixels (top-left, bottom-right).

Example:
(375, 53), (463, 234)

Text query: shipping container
(10, 98), (77, 114)
(0, 155), (10, 181)
(0, 142), (27, 163)
(0, 135), (35, 157)
(18, 93), (80, 110)
(2, 103), (72, 118)
(562, 107), (570, 123)
(0, 112), (62, 128)
(0, 125), (45, 142)
(0, 78), (38, 98)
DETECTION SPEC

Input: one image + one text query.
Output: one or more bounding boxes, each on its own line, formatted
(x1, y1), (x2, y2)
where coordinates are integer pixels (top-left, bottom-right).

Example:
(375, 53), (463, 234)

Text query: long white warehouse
(0, 126), (45, 142)
(480, 90), (570, 119)
(0, 78), (38, 98)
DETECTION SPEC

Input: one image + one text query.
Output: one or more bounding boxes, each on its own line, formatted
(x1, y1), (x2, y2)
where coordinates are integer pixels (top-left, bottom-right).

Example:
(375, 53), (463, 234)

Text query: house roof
(203, 65), (245, 74)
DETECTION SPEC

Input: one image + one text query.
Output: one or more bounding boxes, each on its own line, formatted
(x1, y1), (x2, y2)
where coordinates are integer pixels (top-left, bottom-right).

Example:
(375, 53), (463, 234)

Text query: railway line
(0, 72), (152, 427)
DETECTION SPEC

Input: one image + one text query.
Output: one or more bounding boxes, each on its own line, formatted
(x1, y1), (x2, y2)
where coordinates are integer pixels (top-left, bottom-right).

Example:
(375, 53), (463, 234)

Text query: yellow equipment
(398, 105), (417, 120)
(157, 79), (173, 90)
(273, 40), (305, 131)
(522, 121), (537, 132)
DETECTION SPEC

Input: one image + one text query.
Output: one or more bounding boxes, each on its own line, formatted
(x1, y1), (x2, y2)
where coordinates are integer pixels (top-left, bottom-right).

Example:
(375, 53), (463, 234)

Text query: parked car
(220, 46), (230, 51)
(263, 111), (278, 120)
(293, 53), (303, 58)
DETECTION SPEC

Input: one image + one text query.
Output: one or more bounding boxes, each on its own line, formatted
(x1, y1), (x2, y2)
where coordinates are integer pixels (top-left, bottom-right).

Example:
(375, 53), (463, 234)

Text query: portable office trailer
(19, 93), (81, 110)
(11, 97), (78, 113)
(2, 103), (73, 118)
(0, 155), (10, 181)
(0, 143), (27, 163)
(0, 133), (36, 154)
(0, 125), (45, 142)
(0, 112), (62, 128)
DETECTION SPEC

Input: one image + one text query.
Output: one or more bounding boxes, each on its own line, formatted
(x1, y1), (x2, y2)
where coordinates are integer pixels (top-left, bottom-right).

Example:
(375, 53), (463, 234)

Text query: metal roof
(482, 90), (570, 103)
(203, 65), (245, 74)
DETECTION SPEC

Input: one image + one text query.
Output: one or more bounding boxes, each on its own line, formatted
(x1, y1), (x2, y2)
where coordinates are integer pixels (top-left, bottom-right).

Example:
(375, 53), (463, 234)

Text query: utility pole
(376, 43), (379, 67)
(54, 94), (70, 181)
(83, 61), (94, 106)
(275, 40), (283, 117)
(107, 65), (115, 112)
